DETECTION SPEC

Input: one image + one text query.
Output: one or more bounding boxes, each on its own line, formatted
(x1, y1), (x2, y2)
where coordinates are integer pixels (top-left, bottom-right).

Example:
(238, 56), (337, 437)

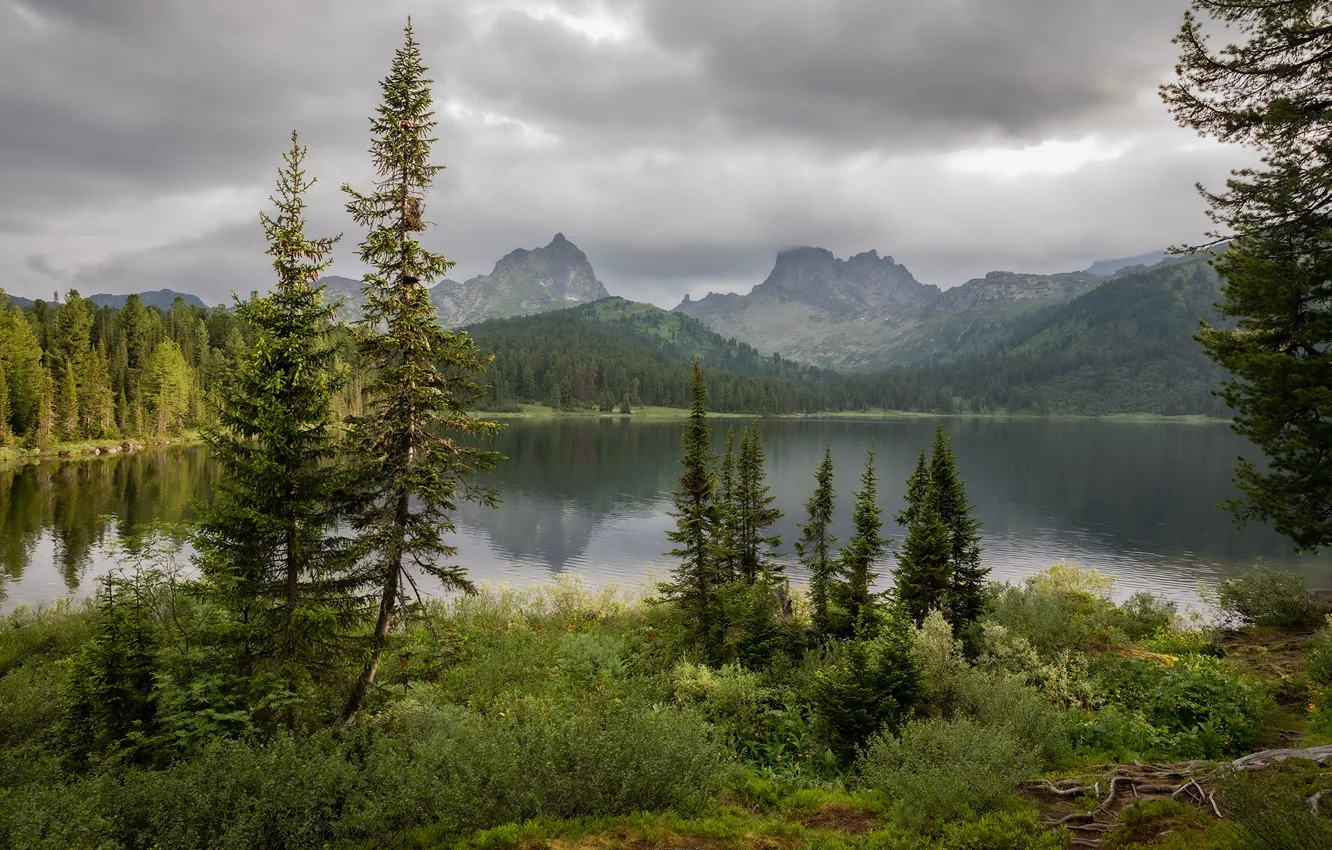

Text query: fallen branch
(1232, 744), (1332, 771)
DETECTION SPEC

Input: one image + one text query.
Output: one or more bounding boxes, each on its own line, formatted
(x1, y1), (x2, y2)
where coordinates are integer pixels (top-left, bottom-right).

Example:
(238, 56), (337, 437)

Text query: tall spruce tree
(927, 424), (985, 625)
(795, 444), (837, 638)
(54, 362), (79, 441)
(194, 133), (357, 669)
(893, 489), (953, 624)
(340, 22), (504, 724)
(896, 449), (930, 529)
(1163, 1), (1332, 552)
(36, 371), (53, 445)
(662, 360), (721, 651)
(0, 361), (11, 444)
(735, 421), (782, 582)
(78, 344), (116, 439)
(715, 425), (739, 583)
(834, 445), (887, 632)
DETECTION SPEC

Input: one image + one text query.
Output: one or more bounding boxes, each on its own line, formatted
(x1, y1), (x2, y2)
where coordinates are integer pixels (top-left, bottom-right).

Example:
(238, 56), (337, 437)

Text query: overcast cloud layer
(0, 0), (1252, 307)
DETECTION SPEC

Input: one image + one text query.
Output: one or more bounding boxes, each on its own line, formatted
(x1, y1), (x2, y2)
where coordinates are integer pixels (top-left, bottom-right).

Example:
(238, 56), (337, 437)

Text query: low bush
(811, 612), (920, 759)
(859, 717), (1039, 830)
(1091, 654), (1273, 757)
(0, 695), (725, 849)
(1213, 564), (1320, 628)
(1215, 764), (1332, 850)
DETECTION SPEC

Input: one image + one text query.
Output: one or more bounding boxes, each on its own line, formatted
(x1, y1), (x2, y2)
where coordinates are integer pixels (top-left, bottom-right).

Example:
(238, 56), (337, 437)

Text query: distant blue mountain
(87, 289), (208, 310)
(1, 292), (34, 308)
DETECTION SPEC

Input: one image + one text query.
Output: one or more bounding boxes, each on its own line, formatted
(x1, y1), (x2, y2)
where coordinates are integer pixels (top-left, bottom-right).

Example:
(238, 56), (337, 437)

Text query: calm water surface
(2, 417), (1329, 611)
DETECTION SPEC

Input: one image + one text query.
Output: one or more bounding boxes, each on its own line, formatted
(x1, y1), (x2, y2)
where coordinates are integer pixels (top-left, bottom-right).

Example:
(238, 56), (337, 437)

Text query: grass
(487, 404), (1227, 423)
(0, 430), (204, 463)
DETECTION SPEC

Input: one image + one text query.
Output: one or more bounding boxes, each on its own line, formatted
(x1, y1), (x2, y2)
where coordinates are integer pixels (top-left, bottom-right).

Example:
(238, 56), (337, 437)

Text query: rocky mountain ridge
(673, 247), (1159, 371)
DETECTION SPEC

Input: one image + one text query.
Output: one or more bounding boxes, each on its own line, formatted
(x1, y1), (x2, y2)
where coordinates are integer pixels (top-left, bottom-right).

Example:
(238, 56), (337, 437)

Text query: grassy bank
(487, 403), (1229, 425)
(0, 430), (204, 463)
(2, 564), (1330, 849)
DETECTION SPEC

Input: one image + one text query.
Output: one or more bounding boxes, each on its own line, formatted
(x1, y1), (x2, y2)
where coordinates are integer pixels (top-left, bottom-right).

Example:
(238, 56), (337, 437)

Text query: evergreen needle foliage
(661, 360), (722, 653)
(895, 426), (986, 627)
(734, 421), (782, 583)
(1164, 0), (1332, 552)
(340, 21), (504, 724)
(194, 133), (358, 671)
(795, 444), (837, 639)
(832, 444), (887, 634)
(715, 425), (739, 583)
(928, 424), (985, 625)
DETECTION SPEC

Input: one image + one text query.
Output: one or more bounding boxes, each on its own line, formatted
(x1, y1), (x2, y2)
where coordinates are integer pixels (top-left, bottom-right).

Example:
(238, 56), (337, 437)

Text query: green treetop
(927, 424), (985, 625)
(1164, 0), (1332, 552)
(195, 133), (358, 672)
(715, 425), (739, 583)
(735, 421), (782, 583)
(794, 444), (837, 639)
(662, 360), (722, 654)
(833, 444), (887, 634)
(340, 21), (504, 724)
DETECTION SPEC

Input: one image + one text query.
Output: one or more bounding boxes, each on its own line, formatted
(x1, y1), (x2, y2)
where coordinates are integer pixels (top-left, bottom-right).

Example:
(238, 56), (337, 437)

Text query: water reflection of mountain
(456, 419), (684, 570)
(3, 418), (1328, 610)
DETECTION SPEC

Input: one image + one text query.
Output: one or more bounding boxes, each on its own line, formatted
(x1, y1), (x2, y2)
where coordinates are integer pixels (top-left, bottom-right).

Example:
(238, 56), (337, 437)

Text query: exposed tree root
(1029, 745), (1332, 848)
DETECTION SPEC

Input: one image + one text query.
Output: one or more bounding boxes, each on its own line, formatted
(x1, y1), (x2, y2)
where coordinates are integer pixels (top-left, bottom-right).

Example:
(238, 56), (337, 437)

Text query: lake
(1, 416), (1328, 612)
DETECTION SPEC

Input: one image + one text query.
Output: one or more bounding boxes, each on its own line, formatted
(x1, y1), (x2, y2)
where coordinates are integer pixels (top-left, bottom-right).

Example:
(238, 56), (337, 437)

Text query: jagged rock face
(675, 248), (1104, 372)
(934, 271), (1101, 312)
(433, 233), (610, 327)
(320, 234), (608, 327)
(755, 247), (940, 319)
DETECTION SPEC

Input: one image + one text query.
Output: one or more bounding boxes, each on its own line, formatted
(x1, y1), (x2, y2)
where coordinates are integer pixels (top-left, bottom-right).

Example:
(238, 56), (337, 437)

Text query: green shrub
(811, 612), (920, 759)
(934, 808), (1067, 850)
(1116, 592), (1178, 640)
(859, 717), (1038, 830)
(1065, 705), (1160, 762)
(1216, 764), (1332, 850)
(714, 580), (805, 669)
(952, 669), (1069, 768)
(1213, 564), (1320, 628)
(1307, 619), (1332, 687)
(1092, 654), (1273, 757)
(0, 695), (724, 849)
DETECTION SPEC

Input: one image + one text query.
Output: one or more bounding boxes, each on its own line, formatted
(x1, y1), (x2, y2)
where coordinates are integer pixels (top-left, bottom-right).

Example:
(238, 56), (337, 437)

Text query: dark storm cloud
(0, 0), (1239, 305)
(453, 0), (1191, 148)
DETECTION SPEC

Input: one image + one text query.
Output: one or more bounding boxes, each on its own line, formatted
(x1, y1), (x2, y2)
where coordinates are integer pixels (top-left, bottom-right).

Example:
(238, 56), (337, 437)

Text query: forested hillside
(0, 290), (361, 446)
(918, 254), (1230, 416)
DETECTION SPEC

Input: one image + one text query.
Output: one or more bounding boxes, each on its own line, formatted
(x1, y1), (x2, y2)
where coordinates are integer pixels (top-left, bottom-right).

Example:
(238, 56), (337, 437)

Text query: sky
(0, 0), (1253, 308)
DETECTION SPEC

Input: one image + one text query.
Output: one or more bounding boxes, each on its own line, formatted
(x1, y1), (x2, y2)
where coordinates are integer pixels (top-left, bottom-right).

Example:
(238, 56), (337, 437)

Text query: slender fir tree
(661, 360), (721, 651)
(715, 425), (739, 583)
(36, 372), (54, 445)
(735, 421), (782, 583)
(893, 489), (953, 624)
(927, 424), (985, 625)
(794, 444), (837, 638)
(0, 361), (11, 445)
(833, 445), (887, 633)
(54, 362), (79, 440)
(340, 22), (504, 724)
(895, 449), (930, 529)
(194, 133), (358, 670)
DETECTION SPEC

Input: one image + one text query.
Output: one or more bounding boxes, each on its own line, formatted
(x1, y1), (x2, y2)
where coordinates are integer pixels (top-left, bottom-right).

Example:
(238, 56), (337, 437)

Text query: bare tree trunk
(340, 489), (409, 726)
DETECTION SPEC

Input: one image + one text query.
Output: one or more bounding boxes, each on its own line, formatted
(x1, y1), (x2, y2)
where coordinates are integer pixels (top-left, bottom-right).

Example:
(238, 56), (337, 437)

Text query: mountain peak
(755, 245), (936, 317)
(432, 234), (610, 327)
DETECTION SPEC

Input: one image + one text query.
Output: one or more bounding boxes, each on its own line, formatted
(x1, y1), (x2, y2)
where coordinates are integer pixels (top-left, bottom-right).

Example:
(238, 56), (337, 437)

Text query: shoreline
(0, 431), (204, 464)
(486, 403), (1230, 425)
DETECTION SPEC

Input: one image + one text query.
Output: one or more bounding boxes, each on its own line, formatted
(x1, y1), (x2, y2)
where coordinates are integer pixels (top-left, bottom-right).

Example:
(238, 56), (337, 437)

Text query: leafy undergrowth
(5, 567), (1332, 849)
